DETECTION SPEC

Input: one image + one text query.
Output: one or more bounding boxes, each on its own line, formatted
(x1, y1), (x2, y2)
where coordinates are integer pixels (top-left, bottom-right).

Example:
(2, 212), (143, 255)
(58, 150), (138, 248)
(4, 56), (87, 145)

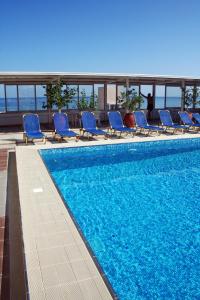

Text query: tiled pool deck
(2, 129), (200, 299)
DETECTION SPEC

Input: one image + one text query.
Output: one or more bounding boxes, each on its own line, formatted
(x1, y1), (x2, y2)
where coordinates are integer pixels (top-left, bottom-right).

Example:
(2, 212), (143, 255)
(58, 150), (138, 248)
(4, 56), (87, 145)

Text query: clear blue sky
(1, 0), (200, 76)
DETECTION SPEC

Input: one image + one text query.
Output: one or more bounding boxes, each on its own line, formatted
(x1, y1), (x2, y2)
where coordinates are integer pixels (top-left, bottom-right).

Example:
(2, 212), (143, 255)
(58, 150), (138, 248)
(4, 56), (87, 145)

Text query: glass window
(155, 85), (165, 109)
(195, 86), (200, 108)
(6, 85), (18, 111)
(130, 85), (139, 95)
(78, 85), (93, 110)
(0, 85), (5, 112)
(166, 86), (181, 108)
(117, 85), (126, 109)
(184, 85), (194, 109)
(94, 84), (104, 110)
(67, 85), (78, 109)
(36, 85), (47, 110)
(107, 84), (116, 110)
(140, 85), (153, 109)
(18, 85), (35, 111)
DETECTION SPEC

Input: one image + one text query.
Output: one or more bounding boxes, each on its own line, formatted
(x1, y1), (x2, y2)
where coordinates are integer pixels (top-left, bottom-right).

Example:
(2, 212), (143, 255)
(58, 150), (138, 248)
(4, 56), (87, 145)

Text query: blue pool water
(40, 139), (200, 300)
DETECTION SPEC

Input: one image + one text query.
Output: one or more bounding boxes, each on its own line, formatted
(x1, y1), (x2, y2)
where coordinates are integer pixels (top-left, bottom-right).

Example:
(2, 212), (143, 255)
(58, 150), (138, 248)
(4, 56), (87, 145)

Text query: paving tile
(41, 265), (59, 288)
(85, 258), (100, 277)
(28, 268), (46, 299)
(79, 278), (102, 300)
(16, 146), (113, 299)
(64, 244), (83, 262)
(25, 250), (40, 271)
(70, 260), (91, 281)
(45, 285), (64, 300)
(55, 262), (76, 285)
(94, 275), (114, 300)
(79, 243), (94, 261)
(60, 282), (83, 300)
(38, 247), (69, 267)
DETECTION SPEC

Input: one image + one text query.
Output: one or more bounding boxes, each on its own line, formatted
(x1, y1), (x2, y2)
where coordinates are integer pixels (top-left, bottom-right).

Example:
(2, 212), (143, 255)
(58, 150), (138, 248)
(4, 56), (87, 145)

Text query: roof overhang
(0, 72), (200, 85)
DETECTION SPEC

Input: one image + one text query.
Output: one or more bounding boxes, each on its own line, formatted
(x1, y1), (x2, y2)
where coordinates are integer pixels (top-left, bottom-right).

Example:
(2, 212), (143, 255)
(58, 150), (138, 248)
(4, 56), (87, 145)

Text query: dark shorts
(147, 105), (153, 112)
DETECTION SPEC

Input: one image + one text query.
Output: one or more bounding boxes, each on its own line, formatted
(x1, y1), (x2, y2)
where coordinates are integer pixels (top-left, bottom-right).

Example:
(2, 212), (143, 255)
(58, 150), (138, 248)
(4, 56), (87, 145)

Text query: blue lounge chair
(53, 112), (78, 141)
(192, 113), (200, 124)
(108, 111), (136, 136)
(23, 114), (46, 144)
(179, 111), (200, 129)
(159, 110), (188, 133)
(134, 111), (164, 134)
(81, 111), (108, 138)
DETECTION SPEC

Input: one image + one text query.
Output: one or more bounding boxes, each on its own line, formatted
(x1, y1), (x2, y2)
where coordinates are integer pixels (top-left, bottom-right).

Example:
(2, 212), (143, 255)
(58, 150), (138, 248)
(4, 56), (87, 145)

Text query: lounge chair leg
(25, 137), (28, 145)
(44, 138), (46, 144)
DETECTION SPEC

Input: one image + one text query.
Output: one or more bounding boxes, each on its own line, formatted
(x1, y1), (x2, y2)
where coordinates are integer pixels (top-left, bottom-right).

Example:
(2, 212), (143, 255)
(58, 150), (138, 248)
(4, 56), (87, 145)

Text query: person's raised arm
(140, 92), (147, 99)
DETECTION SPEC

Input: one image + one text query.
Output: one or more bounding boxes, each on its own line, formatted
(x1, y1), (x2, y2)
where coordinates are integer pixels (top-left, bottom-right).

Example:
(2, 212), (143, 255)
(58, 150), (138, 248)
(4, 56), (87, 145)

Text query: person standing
(140, 92), (154, 120)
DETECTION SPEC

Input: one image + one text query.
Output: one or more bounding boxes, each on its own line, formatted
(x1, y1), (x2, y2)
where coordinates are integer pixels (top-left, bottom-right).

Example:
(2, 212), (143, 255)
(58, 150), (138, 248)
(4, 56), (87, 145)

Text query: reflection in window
(94, 84), (104, 110)
(36, 85), (47, 110)
(117, 85), (126, 109)
(117, 85), (139, 109)
(184, 86), (194, 109)
(195, 86), (200, 108)
(78, 85), (93, 110)
(0, 85), (5, 112)
(155, 85), (165, 109)
(107, 84), (116, 110)
(140, 85), (153, 109)
(6, 85), (18, 111)
(67, 85), (78, 109)
(166, 86), (181, 108)
(18, 85), (35, 111)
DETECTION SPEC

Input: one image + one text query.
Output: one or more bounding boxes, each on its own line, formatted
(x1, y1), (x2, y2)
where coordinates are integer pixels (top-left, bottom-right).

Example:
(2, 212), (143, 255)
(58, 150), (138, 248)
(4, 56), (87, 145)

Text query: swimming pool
(40, 138), (200, 299)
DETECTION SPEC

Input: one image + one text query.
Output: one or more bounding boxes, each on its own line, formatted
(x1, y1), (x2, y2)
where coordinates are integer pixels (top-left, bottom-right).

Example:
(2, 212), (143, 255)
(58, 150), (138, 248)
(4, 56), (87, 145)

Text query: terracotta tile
(0, 227), (5, 241)
(0, 241), (4, 256)
(0, 217), (5, 228)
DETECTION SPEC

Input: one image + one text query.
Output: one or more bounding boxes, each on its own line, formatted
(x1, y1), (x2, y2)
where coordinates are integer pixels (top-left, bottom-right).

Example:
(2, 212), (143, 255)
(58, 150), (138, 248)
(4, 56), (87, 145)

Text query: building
(0, 72), (200, 126)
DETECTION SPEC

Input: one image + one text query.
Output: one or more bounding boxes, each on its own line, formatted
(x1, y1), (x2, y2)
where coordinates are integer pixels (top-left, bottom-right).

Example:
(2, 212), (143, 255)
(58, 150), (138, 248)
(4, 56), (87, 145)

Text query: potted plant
(45, 80), (76, 113)
(77, 89), (99, 126)
(117, 88), (143, 127)
(43, 83), (56, 128)
(184, 86), (200, 111)
(77, 89), (89, 111)
(183, 86), (200, 119)
(78, 89), (98, 110)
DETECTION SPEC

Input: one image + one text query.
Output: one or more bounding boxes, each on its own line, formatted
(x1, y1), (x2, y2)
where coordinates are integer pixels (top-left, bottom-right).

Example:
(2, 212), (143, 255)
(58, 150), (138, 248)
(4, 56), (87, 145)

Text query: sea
(0, 97), (187, 112)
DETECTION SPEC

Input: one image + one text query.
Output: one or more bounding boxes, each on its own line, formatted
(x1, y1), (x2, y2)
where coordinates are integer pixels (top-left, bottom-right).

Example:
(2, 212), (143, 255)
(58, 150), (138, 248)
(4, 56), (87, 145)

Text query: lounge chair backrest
(81, 111), (96, 130)
(178, 111), (193, 125)
(53, 112), (69, 131)
(193, 113), (200, 124)
(134, 111), (148, 127)
(108, 111), (123, 128)
(23, 114), (41, 133)
(159, 110), (173, 126)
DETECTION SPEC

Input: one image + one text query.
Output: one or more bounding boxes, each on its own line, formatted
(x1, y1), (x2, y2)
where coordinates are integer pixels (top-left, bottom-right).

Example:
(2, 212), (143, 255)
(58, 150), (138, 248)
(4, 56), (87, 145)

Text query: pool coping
(38, 150), (118, 299)
(16, 146), (116, 299)
(16, 132), (200, 299)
